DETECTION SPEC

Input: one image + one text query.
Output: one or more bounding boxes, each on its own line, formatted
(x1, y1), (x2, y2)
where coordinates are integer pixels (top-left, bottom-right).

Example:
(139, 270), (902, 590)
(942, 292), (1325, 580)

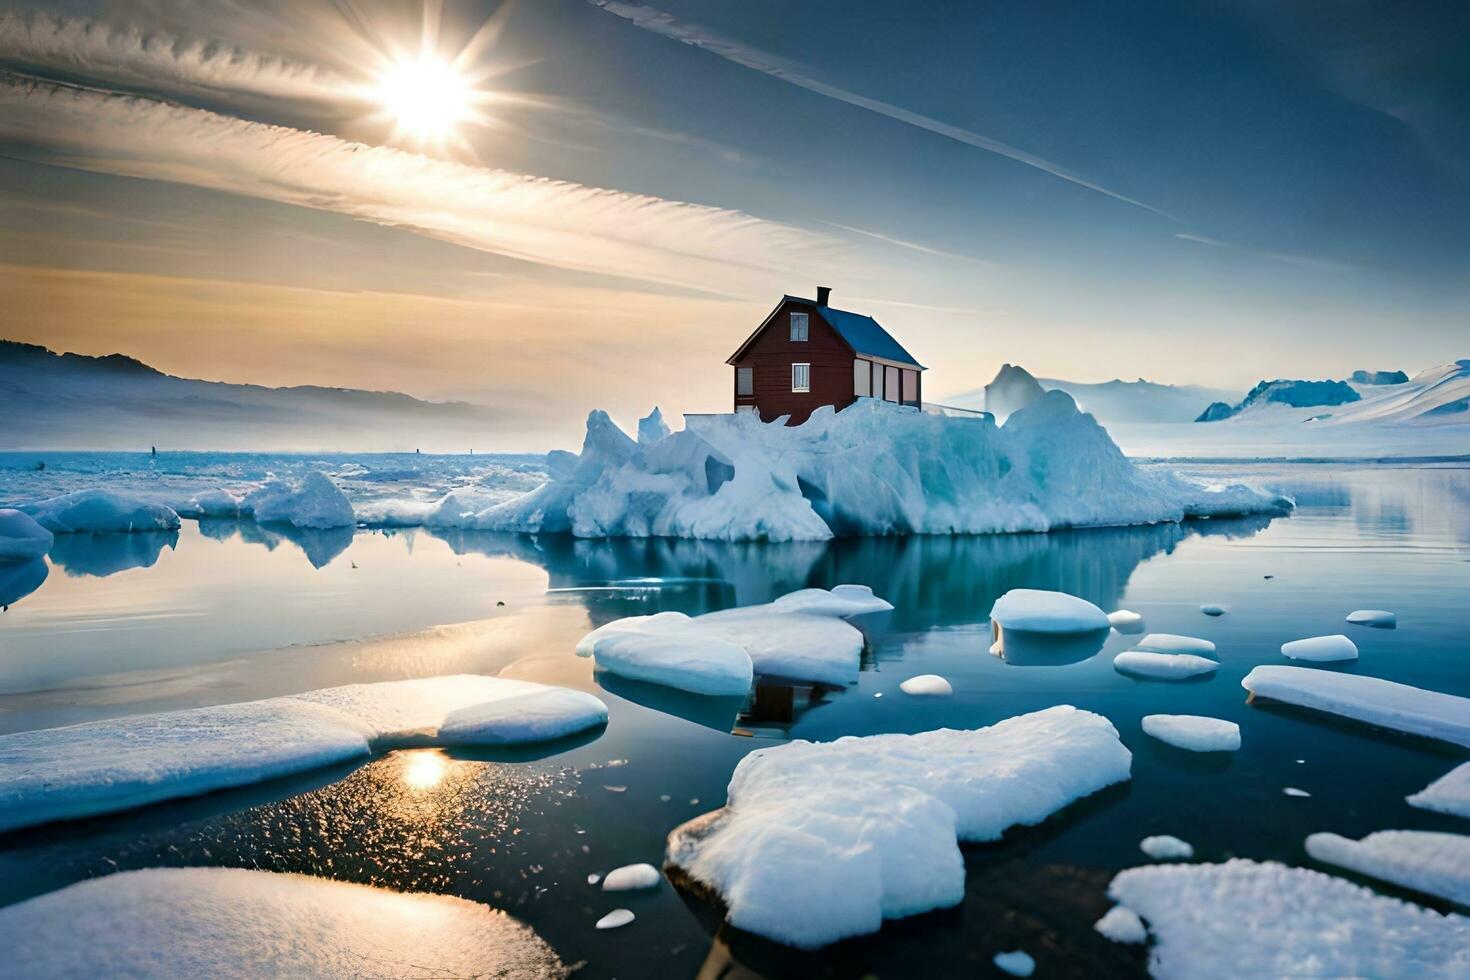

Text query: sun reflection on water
(401, 749), (449, 792)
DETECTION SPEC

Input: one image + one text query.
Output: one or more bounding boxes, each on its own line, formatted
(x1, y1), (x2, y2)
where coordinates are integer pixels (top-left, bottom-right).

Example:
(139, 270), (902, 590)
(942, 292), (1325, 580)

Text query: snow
(20, 489), (180, 533)
(0, 675), (608, 832)
(1135, 633), (1217, 656)
(989, 589), (1109, 633)
(1197, 378), (1361, 422)
(664, 705), (1131, 949)
(1200, 603), (1226, 616)
(596, 909), (635, 929)
(1094, 905), (1148, 943)
(900, 674), (953, 696)
(576, 586), (883, 694)
(1348, 609), (1398, 628)
(243, 470), (356, 528)
(1114, 651), (1219, 680)
(992, 950), (1036, 977)
(1242, 666), (1470, 747)
(1282, 634), (1359, 662)
(602, 863), (662, 891)
(1409, 764), (1470, 820)
(0, 867), (570, 978)
(1141, 835), (1195, 860)
(1107, 609), (1145, 633)
(1142, 714), (1240, 752)
(1107, 859), (1470, 979)
(174, 487), (242, 519)
(0, 508), (52, 561)
(1306, 830), (1470, 906)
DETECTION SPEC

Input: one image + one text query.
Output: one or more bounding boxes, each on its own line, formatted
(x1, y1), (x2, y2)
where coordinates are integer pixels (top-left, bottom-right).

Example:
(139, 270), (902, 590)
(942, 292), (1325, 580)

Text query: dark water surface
(2, 463), (1468, 977)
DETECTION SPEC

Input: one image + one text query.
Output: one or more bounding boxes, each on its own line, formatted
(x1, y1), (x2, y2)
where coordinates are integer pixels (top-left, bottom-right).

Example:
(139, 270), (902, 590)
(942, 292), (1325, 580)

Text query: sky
(1, 0), (1468, 446)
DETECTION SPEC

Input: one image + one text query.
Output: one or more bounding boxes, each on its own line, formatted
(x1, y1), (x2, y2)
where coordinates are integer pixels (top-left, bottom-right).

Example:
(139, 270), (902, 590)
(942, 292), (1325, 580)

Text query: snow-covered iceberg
(20, 489), (181, 534)
(1282, 634), (1359, 662)
(423, 397), (1289, 542)
(0, 868), (571, 978)
(1114, 651), (1219, 680)
(0, 675), (607, 832)
(242, 471), (356, 528)
(1106, 859), (1470, 978)
(664, 705), (1131, 948)
(1242, 666), (1470, 747)
(575, 585), (890, 694)
(989, 589), (1109, 633)
(1142, 714), (1240, 752)
(1409, 763), (1470, 820)
(1306, 830), (1470, 907)
(0, 508), (52, 561)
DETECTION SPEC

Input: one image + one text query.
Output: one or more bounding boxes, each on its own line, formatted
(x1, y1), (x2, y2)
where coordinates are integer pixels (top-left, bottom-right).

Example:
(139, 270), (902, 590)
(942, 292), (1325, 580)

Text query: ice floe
(1242, 666), (1470, 747)
(596, 909), (635, 930)
(0, 508), (52, 561)
(174, 487), (243, 519)
(1093, 905), (1148, 943)
(665, 705), (1131, 948)
(0, 867), (571, 978)
(990, 589), (1109, 633)
(576, 586), (887, 694)
(1135, 633), (1217, 656)
(992, 950), (1036, 977)
(1107, 609), (1145, 633)
(1282, 634), (1359, 662)
(1409, 763), (1470, 820)
(1107, 859), (1470, 979)
(1306, 830), (1470, 907)
(1141, 835), (1195, 860)
(1200, 604), (1226, 616)
(1114, 651), (1219, 680)
(20, 489), (180, 534)
(1142, 714), (1240, 752)
(0, 675), (608, 832)
(1347, 609), (1398, 628)
(243, 471), (356, 528)
(602, 863), (662, 891)
(1284, 787), (1311, 797)
(899, 674), (953, 696)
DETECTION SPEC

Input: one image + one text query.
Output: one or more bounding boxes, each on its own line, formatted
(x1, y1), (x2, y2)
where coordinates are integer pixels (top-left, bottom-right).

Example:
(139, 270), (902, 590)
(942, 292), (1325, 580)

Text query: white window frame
(791, 362), (810, 393)
(789, 312), (809, 342)
(853, 358), (871, 397)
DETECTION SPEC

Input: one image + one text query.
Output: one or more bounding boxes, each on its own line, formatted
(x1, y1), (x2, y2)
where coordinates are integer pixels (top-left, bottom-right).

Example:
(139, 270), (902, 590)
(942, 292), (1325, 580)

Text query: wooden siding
(731, 300), (855, 424)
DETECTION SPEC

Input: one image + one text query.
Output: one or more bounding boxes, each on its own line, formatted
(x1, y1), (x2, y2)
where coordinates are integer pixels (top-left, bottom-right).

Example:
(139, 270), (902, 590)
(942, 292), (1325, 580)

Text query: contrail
(589, 0), (1174, 220)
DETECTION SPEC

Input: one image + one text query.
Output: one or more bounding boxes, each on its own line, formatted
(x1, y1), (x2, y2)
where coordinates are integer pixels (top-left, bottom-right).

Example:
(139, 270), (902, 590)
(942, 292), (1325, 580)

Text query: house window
(736, 367), (753, 396)
(872, 362), (884, 400)
(853, 358), (871, 397)
(885, 365), (900, 403)
(792, 363), (810, 392)
(902, 369), (918, 404)
(789, 312), (809, 342)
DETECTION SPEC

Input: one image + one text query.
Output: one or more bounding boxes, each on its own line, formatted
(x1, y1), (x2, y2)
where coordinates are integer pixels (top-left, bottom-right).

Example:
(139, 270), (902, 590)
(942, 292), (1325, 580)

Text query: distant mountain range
(1, 340), (506, 452)
(942, 373), (1240, 424)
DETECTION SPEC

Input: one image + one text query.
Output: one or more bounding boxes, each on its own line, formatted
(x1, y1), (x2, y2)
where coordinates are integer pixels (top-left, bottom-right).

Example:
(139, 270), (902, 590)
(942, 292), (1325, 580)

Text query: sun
(374, 55), (474, 145)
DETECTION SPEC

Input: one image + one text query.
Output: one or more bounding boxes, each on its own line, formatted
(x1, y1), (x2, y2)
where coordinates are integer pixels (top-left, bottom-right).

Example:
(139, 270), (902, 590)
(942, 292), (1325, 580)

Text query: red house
(727, 288), (925, 424)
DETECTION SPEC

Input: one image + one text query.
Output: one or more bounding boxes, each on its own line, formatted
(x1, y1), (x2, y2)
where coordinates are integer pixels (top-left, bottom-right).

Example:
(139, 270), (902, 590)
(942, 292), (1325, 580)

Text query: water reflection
(198, 518), (353, 569)
(0, 558), (47, 608)
(994, 627), (1111, 667)
(47, 531), (177, 577)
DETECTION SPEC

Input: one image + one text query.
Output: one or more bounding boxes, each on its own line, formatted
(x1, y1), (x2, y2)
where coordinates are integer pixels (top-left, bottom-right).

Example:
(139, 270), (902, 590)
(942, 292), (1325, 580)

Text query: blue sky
(0, 0), (1466, 443)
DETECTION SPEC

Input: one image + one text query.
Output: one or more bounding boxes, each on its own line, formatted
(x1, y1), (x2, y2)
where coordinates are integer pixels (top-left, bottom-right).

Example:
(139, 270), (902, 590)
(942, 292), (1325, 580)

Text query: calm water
(2, 463), (1468, 978)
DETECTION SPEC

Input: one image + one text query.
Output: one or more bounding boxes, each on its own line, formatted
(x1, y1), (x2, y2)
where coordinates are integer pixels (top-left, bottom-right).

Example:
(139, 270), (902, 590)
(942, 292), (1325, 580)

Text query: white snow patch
(602, 863), (661, 891)
(1135, 633), (1217, 656)
(1114, 651), (1219, 680)
(1409, 763), (1470, 820)
(0, 675), (607, 832)
(665, 705), (1131, 949)
(596, 909), (635, 930)
(1094, 905), (1148, 944)
(992, 950), (1036, 977)
(0, 867), (570, 978)
(21, 489), (180, 534)
(0, 508), (52, 561)
(899, 674), (953, 696)
(1141, 835), (1195, 860)
(1142, 714), (1240, 752)
(243, 471), (356, 528)
(1347, 609), (1397, 628)
(1282, 634), (1359, 662)
(1107, 859), (1470, 979)
(1108, 609), (1145, 633)
(1306, 830), (1470, 906)
(990, 589), (1109, 633)
(1242, 666), (1470, 747)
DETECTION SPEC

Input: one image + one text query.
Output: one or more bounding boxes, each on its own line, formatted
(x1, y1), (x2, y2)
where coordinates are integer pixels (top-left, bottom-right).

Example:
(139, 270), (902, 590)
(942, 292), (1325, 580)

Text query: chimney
(816, 285), (831, 306)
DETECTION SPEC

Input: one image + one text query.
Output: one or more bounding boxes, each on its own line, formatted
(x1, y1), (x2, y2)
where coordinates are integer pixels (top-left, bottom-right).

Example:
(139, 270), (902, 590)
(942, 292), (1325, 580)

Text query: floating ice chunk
(1107, 609), (1145, 633)
(0, 868), (570, 978)
(1306, 831), (1470, 906)
(700, 607), (865, 686)
(596, 909), (635, 930)
(602, 863), (661, 891)
(575, 612), (753, 696)
(990, 589), (1109, 633)
(1094, 905), (1147, 943)
(1284, 787), (1311, 797)
(899, 674), (953, 696)
(1241, 666), (1470, 747)
(1282, 634), (1359, 662)
(1107, 860), (1470, 979)
(992, 950), (1035, 977)
(665, 706), (1131, 949)
(1135, 633), (1217, 656)
(0, 508), (52, 561)
(21, 490), (180, 534)
(587, 873), (601, 885)
(1142, 714), (1240, 752)
(243, 471), (356, 528)
(1408, 763), (1470, 819)
(1141, 835), (1195, 860)
(1347, 609), (1397, 629)
(1114, 651), (1219, 680)
(770, 584), (894, 618)
(175, 487), (242, 519)
(0, 675), (608, 832)
(1200, 603), (1226, 616)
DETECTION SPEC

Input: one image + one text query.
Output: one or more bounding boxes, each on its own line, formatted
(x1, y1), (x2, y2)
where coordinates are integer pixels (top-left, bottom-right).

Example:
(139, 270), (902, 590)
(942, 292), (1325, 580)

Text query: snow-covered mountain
(0, 340), (506, 452)
(941, 373), (1239, 425)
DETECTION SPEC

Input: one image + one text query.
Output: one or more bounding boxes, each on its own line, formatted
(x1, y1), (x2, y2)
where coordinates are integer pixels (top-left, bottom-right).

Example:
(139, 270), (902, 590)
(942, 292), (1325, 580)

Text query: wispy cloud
(826, 222), (998, 266)
(588, 0), (1173, 220)
(0, 75), (843, 296)
(1175, 232), (1356, 273)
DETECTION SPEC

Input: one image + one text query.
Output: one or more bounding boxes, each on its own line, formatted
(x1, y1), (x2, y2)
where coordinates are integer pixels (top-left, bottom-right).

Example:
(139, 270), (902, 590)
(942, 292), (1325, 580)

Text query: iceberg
(1306, 830), (1470, 907)
(664, 705), (1131, 949)
(992, 950), (1036, 977)
(989, 589), (1109, 633)
(1142, 714), (1240, 752)
(1282, 634), (1359, 662)
(0, 675), (608, 832)
(1094, 905), (1148, 944)
(0, 508), (52, 561)
(1107, 609), (1145, 633)
(1114, 651), (1219, 680)
(0, 868), (570, 978)
(242, 471), (356, 528)
(1140, 835), (1195, 860)
(1199, 603), (1226, 616)
(1409, 763), (1470, 820)
(1107, 860), (1470, 979)
(1241, 666), (1470, 747)
(596, 909), (635, 930)
(174, 487), (243, 519)
(1135, 633), (1217, 656)
(20, 489), (180, 534)
(899, 674), (954, 696)
(1347, 609), (1397, 629)
(602, 863), (662, 891)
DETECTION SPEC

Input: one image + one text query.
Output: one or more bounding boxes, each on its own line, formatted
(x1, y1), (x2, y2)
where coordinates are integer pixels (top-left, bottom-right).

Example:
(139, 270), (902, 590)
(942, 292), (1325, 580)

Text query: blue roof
(788, 296), (924, 368)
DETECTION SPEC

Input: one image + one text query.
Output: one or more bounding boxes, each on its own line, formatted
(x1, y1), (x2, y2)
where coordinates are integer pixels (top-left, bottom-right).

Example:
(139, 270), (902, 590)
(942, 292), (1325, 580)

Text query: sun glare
(375, 56), (474, 144)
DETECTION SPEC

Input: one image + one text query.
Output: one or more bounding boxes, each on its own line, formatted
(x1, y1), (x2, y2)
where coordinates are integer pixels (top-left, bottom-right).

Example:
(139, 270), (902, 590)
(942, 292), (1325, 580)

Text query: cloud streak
(589, 0), (1173, 220)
